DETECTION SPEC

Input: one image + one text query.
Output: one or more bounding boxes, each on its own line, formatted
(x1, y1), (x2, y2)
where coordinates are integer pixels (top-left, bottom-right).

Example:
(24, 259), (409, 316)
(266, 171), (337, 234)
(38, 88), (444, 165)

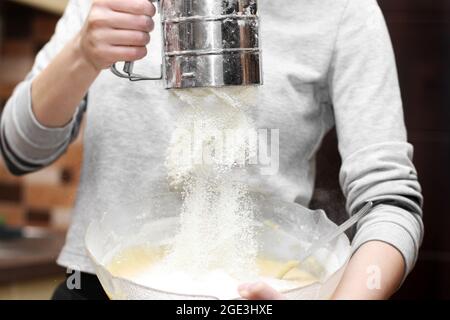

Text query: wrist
(31, 33), (100, 128)
(72, 33), (101, 76)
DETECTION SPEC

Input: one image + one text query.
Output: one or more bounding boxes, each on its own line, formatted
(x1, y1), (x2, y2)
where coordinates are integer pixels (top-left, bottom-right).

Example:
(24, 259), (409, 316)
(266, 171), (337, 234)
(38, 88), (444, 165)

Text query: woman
(0, 0), (423, 300)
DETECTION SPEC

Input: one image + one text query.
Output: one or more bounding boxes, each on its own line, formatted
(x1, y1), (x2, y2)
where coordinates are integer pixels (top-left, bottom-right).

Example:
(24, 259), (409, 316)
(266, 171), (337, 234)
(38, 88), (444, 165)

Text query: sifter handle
(110, 0), (162, 81)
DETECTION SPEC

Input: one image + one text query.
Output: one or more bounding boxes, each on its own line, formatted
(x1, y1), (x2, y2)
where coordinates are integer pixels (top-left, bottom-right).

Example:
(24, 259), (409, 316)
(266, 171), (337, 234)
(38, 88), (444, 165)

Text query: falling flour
(104, 88), (320, 298)
(164, 88), (259, 280)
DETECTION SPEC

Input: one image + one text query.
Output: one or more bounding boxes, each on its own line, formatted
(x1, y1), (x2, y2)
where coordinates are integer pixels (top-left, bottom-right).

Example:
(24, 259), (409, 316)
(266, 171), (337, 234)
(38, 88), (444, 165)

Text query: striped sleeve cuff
(1, 80), (84, 174)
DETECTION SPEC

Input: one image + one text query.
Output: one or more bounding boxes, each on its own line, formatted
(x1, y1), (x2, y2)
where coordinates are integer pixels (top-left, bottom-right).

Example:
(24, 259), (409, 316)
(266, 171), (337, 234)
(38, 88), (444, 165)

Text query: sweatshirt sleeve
(0, 0), (87, 175)
(327, 0), (424, 277)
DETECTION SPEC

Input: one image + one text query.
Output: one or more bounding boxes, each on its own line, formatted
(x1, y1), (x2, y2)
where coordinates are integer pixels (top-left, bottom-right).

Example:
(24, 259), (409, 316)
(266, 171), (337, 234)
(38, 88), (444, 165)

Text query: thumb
(238, 282), (284, 300)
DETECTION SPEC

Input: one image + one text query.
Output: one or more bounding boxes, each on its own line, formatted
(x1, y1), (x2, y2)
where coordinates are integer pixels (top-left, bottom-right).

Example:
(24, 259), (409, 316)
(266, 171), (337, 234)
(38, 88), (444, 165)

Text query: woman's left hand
(238, 282), (284, 300)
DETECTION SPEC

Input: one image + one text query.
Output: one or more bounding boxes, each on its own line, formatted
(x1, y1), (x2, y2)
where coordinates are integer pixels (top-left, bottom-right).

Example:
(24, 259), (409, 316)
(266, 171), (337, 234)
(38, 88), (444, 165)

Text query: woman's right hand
(77, 0), (156, 72)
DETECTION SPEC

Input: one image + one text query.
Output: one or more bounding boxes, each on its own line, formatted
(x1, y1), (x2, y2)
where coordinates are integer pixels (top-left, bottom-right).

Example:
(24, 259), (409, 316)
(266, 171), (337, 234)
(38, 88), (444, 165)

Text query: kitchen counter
(0, 228), (65, 284)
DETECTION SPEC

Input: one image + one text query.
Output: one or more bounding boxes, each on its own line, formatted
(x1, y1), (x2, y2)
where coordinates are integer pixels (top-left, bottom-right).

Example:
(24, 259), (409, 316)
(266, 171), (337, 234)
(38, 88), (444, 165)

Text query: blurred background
(0, 0), (448, 299)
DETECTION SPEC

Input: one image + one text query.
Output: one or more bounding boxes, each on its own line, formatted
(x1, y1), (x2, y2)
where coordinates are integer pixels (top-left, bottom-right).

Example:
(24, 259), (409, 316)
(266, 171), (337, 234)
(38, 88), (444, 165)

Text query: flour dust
(164, 87), (259, 281)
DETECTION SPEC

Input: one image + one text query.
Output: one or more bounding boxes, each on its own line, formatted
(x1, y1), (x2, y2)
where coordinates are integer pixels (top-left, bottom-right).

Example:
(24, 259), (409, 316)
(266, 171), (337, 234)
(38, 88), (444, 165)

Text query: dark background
(313, 0), (450, 299)
(0, 0), (449, 299)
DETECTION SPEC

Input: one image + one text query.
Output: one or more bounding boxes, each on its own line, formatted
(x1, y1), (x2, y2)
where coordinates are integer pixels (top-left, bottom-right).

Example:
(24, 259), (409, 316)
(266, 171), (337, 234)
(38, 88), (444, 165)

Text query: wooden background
(0, 0), (449, 299)
(0, 1), (81, 231)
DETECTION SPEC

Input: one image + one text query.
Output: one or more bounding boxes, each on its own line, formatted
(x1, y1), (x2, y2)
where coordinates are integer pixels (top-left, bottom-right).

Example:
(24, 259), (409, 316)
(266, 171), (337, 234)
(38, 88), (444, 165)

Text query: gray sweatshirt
(0, 0), (423, 277)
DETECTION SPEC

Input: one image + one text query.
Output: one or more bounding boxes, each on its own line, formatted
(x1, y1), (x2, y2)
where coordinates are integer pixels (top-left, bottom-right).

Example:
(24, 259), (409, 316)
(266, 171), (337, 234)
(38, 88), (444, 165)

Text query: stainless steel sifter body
(111, 0), (263, 89)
